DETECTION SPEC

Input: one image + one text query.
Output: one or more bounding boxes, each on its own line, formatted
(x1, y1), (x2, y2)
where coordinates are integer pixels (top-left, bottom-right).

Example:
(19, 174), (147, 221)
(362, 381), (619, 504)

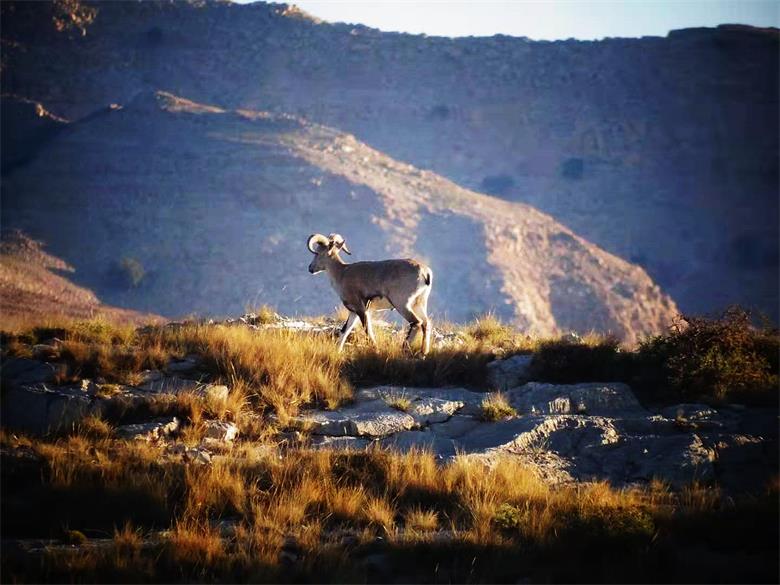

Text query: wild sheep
(307, 233), (433, 355)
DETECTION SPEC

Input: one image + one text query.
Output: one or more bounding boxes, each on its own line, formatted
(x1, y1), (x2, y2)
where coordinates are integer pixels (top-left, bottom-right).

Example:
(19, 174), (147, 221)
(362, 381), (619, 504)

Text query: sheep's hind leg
(397, 305), (423, 354)
(356, 307), (378, 347)
(413, 294), (432, 355)
(337, 311), (359, 352)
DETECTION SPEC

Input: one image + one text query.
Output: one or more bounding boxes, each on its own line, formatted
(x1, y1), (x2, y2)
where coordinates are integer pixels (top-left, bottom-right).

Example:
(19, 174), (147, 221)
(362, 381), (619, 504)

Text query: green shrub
(636, 307), (779, 405)
(492, 503), (527, 531)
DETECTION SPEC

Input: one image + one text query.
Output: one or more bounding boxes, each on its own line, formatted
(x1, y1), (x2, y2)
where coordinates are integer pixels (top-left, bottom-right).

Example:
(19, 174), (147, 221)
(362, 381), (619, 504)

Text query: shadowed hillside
(1, 1), (777, 320)
(2, 91), (677, 343)
(0, 231), (160, 325)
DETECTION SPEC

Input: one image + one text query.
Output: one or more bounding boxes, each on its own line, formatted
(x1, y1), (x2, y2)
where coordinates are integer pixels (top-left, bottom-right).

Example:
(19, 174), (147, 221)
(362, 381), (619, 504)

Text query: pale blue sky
(248, 0), (780, 40)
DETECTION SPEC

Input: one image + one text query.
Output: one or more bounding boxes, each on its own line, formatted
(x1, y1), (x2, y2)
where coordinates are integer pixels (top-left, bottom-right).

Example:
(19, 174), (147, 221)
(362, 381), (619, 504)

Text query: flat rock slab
(310, 436), (373, 450)
(358, 386), (484, 416)
(457, 415), (620, 455)
(296, 407), (416, 437)
(139, 377), (228, 403)
(381, 431), (457, 457)
(428, 415), (482, 439)
(116, 417), (180, 441)
(294, 387), (473, 438)
(505, 382), (645, 416)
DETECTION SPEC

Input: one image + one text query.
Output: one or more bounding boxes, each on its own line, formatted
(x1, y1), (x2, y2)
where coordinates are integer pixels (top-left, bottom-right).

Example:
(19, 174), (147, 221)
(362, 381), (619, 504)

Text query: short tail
(423, 268), (432, 287)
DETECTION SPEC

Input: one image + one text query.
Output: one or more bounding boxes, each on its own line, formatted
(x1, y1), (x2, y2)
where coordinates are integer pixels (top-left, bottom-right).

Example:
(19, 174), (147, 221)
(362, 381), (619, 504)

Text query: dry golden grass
(404, 507), (439, 531)
(479, 392), (518, 421)
(382, 389), (412, 412)
(151, 324), (352, 420)
(2, 426), (776, 583)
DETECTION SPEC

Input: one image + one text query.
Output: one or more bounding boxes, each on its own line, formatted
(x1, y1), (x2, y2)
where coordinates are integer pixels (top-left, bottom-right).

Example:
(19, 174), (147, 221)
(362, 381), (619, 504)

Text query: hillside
(1, 1), (777, 320)
(0, 231), (160, 325)
(2, 91), (677, 343)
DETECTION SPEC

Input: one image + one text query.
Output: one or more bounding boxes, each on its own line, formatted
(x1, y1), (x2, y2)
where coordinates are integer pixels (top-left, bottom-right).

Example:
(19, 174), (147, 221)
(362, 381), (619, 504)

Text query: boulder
(506, 382), (645, 416)
(486, 354), (533, 390)
(116, 417), (180, 441)
(203, 420), (239, 442)
(661, 403), (719, 421)
(407, 397), (463, 425)
(1, 384), (91, 434)
(1, 358), (62, 387)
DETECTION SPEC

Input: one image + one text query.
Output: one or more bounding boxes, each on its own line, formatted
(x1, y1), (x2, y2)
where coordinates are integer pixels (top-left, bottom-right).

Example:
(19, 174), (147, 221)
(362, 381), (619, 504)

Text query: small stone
(184, 447), (212, 465)
(116, 417), (180, 441)
(203, 420), (239, 442)
(202, 384), (229, 404)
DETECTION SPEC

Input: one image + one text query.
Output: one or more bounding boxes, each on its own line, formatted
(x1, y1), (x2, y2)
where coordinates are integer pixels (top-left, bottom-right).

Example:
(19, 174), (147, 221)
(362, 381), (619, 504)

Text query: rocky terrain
(2, 314), (776, 493)
(2, 91), (677, 343)
(1, 1), (777, 322)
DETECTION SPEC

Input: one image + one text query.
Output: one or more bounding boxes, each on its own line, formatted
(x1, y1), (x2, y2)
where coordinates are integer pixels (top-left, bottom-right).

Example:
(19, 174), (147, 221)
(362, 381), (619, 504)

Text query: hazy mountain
(1, 1), (777, 321)
(2, 91), (677, 343)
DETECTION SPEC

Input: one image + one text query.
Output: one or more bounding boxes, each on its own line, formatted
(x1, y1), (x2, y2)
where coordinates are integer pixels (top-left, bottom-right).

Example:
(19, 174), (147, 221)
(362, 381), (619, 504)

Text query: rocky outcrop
(295, 384), (777, 489)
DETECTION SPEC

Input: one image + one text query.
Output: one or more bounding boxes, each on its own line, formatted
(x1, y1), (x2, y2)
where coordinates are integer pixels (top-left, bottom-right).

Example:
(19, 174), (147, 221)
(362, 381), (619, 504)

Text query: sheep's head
(307, 233), (351, 274)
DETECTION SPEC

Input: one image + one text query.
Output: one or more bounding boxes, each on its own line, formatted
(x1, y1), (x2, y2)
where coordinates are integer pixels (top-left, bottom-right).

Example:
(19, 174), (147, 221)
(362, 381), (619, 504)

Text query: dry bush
(637, 307), (779, 405)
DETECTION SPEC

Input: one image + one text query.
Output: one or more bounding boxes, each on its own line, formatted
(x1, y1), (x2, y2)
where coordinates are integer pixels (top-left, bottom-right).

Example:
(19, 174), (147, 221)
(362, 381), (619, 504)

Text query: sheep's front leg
(337, 311), (359, 352)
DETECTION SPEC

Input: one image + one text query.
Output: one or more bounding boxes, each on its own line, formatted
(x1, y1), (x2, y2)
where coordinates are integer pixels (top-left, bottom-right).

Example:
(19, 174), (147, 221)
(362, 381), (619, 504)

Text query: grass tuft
(479, 392), (517, 421)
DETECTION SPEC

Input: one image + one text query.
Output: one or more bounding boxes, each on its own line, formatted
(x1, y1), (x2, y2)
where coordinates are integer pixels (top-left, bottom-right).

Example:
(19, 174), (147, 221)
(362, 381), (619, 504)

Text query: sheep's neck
(325, 256), (347, 289)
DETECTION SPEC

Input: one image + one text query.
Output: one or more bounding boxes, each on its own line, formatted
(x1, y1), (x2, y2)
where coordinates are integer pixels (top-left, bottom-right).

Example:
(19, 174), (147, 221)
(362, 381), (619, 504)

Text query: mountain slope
(0, 231), (160, 325)
(2, 91), (677, 343)
(0, 1), (777, 319)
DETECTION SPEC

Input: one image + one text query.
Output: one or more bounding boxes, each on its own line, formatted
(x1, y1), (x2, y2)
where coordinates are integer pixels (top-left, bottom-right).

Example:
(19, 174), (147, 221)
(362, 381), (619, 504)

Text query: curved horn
(307, 233), (330, 254)
(329, 233), (351, 255)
